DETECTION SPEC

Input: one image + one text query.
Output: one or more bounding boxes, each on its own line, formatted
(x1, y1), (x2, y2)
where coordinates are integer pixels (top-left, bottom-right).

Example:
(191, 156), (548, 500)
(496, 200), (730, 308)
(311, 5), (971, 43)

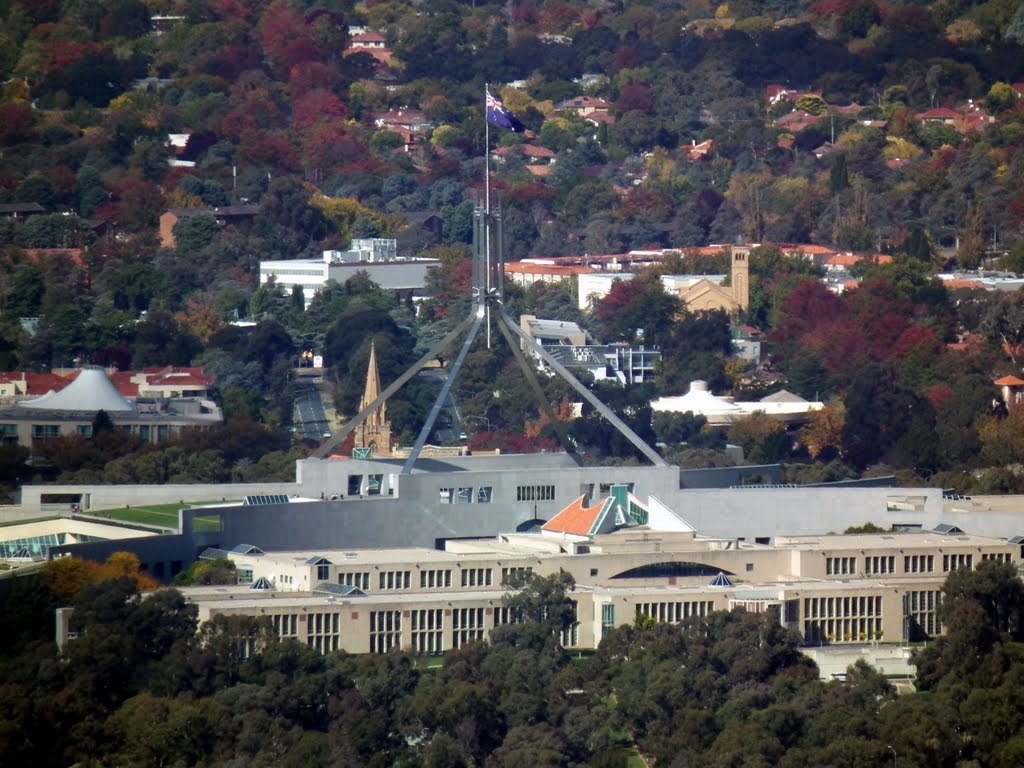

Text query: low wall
(0, 506), (58, 524)
(17, 482), (300, 515)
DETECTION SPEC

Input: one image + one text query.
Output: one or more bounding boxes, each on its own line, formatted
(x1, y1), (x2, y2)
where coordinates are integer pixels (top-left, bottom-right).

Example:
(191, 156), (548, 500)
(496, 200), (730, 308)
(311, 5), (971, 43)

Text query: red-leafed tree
(772, 280), (846, 348)
(291, 89), (349, 129)
(303, 123), (363, 173)
(594, 275), (680, 345)
(221, 111), (258, 142)
(538, 2), (580, 33)
(94, 179), (164, 233)
(239, 129), (299, 173)
(259, 5), (315, 78)
(288, 62), (340, 100)
(0, 104), (36, 143)
(617, 83), (654, 114)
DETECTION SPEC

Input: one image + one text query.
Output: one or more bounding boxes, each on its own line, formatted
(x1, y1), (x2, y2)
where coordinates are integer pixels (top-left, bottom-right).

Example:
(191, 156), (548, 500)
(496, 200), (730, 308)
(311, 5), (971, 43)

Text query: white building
(260, 240), (438, 308)
(651, 380), (823, 425)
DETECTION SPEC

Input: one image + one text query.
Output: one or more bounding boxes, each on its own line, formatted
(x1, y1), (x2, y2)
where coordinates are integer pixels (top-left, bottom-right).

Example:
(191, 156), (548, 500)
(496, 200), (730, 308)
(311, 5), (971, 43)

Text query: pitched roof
(918, 107), (958, 120)
(542, 494), (613, 537)
(760, 389), (808, 403)
(0, 202), (45, 214)
(994, 376), (1024, 386)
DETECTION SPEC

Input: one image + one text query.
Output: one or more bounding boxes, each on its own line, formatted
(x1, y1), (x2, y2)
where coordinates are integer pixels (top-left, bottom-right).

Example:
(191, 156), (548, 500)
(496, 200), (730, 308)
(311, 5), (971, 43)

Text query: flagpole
(485, 82), (491, 216)
(484, 82), (492, 348)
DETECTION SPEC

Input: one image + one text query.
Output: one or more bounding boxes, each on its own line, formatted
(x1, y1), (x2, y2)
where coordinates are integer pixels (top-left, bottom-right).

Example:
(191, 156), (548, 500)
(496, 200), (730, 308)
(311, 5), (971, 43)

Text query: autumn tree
(726, 412), (789, 463)
(799, 400), (845, 461)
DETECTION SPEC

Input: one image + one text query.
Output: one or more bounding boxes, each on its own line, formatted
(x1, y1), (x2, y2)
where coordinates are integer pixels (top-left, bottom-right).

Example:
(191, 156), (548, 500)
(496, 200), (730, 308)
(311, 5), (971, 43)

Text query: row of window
(905, 555), (934, 573)
(805, 595), (882, 619)
(825, 556), (857, 576)
(864, 556), (895, 575)
(370, 610), (402, 653)
(339, 571), (371, 591)
(516, 485), (556, 502)
(905, 590), (943, 638)
(380, 570), (411, 590)
(804, 617), (884, 644)
(944, 554), (973, 572)
(462, 568), (493, 587)
(438, 487), (493, 504)
(828, 552), (1012, 577)
(264, 268), (326, 277)
(452, 607), (486, 648)
(410, 609), (444, 654)
(635, 601), (714, 624)
(22, 423), (172, 441)
(501, 566), (533, 583)
(421, 569), (452, 589)
(982, 552), (1013, 564)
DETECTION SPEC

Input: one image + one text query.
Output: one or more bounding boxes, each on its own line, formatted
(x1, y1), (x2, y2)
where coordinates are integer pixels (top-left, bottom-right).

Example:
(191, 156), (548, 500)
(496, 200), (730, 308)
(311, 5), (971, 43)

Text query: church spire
(360, 340), (384, 419)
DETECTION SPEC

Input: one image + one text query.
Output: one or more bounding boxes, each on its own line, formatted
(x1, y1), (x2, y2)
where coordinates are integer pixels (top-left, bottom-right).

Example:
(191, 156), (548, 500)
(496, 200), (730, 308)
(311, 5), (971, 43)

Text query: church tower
(353, 341), (392, 456)
(731, 245), (750, 311)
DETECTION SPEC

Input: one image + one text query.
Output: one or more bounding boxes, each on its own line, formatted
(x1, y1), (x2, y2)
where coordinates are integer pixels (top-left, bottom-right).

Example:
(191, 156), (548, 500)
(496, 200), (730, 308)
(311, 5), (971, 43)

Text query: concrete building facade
(260, 242), (439, 308)
(171, 516), (1016, 655)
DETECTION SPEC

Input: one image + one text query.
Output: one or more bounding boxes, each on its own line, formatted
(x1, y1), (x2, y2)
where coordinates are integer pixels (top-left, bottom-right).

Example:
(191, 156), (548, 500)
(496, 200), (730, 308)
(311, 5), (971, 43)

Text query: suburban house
(159, 205), (260, 249)
(0, 202), (45, 219)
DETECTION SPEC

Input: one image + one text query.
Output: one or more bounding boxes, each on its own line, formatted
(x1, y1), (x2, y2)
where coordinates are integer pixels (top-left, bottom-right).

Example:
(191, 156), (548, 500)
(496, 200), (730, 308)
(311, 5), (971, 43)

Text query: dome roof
(18, 368), (133, 412)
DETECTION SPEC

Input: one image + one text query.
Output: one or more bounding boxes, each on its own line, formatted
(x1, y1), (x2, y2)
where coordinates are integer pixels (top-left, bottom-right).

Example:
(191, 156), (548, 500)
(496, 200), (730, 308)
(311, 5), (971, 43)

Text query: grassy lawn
(93, 502), (233, 531)
(412, 656), (446, 669)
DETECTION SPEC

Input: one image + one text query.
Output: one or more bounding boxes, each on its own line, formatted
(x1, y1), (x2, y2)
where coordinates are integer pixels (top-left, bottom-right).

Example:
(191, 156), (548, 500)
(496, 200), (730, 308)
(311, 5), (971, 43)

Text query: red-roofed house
(371, 109), (432, 132)
(351, 31), (386, 49)
(684, 139), (713, 160)
(493, 143), (556, 162)
(554, 96), (611, 117)
(774, 110), (820, 133)
(137, 367), (214, 398)
(918, 108), (958, 125)
(347, 31), (393, 65)
(959, 108), (995, 134)
(504, 262), (595, 289)
(833, 103), (865, 117)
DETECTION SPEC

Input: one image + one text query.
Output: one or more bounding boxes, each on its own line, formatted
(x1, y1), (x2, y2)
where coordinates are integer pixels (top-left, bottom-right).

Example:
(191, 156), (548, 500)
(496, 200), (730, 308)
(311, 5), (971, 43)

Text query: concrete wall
(16, 482), (300, 516)
(676, 487), (945, 539)
(679, 464), (783, 488)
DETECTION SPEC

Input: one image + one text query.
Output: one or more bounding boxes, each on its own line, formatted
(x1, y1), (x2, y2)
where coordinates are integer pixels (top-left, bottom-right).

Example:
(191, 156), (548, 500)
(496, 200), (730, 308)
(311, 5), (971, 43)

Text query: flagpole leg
(485, 82), (492, 348)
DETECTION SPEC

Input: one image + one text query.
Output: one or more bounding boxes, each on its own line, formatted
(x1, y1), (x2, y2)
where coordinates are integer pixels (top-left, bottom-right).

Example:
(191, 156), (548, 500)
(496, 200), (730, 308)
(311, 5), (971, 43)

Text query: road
(293, 380), (330, 439)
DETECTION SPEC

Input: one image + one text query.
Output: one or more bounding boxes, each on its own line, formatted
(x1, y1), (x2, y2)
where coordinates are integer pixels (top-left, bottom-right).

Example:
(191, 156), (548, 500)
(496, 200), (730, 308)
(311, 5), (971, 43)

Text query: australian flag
(486, 89), (525, 133)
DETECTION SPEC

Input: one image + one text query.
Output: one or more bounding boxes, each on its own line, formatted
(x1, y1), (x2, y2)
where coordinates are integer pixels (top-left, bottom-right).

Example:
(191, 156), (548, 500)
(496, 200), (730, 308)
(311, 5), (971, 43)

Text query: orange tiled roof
(504, 262), (591, 276)
(542, 494), (608, 536)
(22, 373), (72, 395)
(108, 371), (139, 397)
(918, 107), (958, 120)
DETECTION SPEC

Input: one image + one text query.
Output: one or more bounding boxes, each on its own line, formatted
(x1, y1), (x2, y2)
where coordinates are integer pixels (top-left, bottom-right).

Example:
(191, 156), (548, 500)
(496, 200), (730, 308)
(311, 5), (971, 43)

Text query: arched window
(610, 562), (733, 579)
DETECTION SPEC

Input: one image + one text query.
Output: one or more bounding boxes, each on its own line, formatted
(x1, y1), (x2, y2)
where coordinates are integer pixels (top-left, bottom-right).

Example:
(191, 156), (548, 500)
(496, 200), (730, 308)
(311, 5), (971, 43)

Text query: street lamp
(463, 414), (492, 431)
(888, 745), (896, 768)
